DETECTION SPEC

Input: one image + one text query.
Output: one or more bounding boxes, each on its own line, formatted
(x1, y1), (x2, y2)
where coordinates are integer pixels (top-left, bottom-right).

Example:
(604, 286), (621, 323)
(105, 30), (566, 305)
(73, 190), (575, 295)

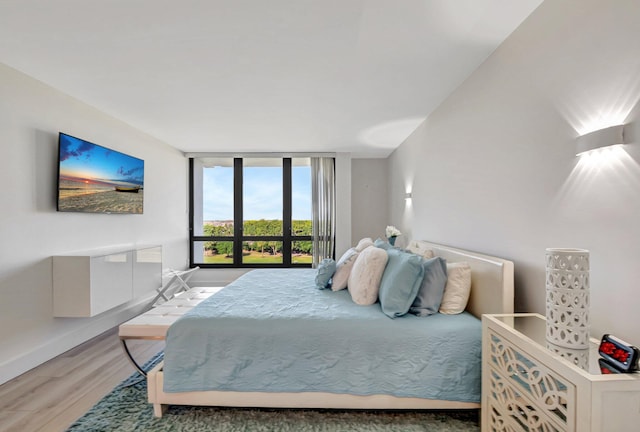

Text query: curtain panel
(311, 157), (336, 267)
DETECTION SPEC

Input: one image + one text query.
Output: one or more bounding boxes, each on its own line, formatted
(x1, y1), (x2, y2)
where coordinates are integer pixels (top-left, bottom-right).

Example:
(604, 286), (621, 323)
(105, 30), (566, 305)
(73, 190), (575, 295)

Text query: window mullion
(233, 158), (243, 267)
(188, 158), (195, 267)
(283, 158), (292, 266)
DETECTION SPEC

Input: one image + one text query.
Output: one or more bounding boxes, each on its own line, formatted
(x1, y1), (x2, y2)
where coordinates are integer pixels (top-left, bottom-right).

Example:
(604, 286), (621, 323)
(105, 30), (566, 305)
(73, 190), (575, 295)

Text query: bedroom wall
(351, 158), (388, 244)
(388, 0), (640, 346)
(0, 63), (189, 384)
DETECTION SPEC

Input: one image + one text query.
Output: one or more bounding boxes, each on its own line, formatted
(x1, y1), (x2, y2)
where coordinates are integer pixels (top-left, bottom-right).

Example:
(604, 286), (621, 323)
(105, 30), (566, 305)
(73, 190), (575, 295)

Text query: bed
(147, 241), (514, 417)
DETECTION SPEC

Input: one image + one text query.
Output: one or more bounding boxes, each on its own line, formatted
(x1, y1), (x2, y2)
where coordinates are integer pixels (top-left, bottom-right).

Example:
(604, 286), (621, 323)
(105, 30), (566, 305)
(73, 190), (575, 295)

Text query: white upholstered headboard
(407, 241), (514, 319)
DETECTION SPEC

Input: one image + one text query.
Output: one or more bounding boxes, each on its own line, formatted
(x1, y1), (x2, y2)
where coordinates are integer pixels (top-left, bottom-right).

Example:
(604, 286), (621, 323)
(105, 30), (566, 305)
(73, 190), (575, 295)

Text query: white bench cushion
(119, 286), (223, 339)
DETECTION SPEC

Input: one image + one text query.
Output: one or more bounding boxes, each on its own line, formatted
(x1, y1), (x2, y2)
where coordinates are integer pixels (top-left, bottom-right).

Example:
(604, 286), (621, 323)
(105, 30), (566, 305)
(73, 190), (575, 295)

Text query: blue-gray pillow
(409, 257), (448, 317)
(378, 248), (424, 318)
(374, 237), (391, 250)
(315, 258), (336, 289)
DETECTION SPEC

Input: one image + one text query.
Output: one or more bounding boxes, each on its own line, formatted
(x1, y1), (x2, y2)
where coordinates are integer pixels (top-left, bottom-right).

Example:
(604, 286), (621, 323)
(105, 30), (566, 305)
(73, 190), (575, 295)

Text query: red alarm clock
(598, 334), (640, 373)
(599, 358), (622, 374)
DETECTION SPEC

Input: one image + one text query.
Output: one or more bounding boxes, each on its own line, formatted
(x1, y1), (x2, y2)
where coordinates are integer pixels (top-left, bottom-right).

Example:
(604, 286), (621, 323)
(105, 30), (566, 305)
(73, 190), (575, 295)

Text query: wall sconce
(405, 192), (412, 200)
(576, 124), (625, 156)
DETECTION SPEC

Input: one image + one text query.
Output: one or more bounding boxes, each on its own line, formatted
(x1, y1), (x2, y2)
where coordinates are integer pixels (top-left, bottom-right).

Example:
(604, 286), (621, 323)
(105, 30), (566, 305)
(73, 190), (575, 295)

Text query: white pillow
(354, 237), (374, 252)
(332, 248), (359, 291)
(439, 262), (472, 314)
(420, 249), (435, 259)
(348, 246), (388, 305)
(406, 241), (435, 259)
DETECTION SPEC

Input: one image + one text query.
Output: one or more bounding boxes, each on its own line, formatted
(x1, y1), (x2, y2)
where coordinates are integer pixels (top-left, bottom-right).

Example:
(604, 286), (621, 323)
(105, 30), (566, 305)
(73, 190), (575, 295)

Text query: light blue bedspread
(163, 269), (482, 402)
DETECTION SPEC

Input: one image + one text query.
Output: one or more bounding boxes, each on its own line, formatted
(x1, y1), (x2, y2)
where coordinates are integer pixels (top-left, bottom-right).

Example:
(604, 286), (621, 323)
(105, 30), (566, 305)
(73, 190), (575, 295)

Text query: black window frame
(189, 157), (313, 268)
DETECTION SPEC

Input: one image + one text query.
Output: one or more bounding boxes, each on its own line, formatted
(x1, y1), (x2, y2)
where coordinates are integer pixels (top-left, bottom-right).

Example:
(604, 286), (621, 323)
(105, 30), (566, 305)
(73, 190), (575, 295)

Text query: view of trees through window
(202, 220), (312, 264)
(192, 157), (312, 267)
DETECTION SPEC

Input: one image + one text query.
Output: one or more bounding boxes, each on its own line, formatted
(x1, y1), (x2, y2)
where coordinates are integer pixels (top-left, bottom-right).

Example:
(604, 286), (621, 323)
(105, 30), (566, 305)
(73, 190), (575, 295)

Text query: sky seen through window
(203, 165), (311, 221)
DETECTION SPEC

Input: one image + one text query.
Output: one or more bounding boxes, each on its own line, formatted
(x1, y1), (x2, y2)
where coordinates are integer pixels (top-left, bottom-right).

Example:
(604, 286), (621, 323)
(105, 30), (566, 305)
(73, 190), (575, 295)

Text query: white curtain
(311, 157), (336, 267)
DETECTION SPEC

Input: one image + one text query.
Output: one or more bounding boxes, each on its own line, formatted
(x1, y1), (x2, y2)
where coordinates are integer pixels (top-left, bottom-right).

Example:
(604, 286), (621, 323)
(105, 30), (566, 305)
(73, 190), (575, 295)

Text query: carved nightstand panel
(482, 314), (640, 432)
(489, 331), (574, 430)
(487, 397), (561, 432)
(488, 367), (564, 431)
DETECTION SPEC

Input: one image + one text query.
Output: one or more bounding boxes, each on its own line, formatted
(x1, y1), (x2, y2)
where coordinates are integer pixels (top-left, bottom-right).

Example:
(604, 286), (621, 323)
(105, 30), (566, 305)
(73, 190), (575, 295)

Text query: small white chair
(151, 267), (200, 306)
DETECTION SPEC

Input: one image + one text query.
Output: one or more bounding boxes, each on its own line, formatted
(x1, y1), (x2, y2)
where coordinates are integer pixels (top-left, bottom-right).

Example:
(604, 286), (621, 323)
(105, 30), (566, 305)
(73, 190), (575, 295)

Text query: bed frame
(144, 241), (514, 417)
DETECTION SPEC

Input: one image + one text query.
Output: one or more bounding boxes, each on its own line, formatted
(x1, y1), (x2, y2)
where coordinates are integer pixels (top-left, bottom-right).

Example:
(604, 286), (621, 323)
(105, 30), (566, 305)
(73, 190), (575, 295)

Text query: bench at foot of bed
(118, 286), (223, 375)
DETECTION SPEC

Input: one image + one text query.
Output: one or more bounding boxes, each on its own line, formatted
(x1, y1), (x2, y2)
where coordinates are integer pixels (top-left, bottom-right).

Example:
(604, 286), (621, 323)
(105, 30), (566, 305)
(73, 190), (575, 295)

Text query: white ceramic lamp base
(545, 248), (590, 349)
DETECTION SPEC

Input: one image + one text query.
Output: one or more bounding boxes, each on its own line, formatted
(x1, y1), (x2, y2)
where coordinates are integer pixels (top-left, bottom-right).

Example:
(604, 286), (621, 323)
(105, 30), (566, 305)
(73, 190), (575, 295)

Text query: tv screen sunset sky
(57, 133), (144, 214)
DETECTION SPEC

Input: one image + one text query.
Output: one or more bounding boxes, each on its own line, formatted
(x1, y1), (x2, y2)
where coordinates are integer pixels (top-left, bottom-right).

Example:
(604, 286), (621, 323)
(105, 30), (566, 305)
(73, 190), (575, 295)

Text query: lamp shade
(576, 124), (625, 156)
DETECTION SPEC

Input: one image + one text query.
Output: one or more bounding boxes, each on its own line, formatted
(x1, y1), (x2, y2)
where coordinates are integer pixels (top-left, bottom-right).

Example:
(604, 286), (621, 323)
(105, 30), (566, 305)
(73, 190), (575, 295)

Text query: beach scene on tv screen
(57, 134), (144, 214)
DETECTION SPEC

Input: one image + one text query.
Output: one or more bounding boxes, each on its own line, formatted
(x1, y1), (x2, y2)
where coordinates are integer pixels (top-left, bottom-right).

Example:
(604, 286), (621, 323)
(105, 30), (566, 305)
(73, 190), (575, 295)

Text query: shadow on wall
(0, 258), (54, 344)
(34, 129), (59, 213)
(513, 260), (544, 313)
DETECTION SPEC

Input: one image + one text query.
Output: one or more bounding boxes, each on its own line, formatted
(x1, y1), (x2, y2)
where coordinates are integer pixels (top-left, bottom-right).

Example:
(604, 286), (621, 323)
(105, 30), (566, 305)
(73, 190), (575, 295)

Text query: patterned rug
(67, 353), (480, 432)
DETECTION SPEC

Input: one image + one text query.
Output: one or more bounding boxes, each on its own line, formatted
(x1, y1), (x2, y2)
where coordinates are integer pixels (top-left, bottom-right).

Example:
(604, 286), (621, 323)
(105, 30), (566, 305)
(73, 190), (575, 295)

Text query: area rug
(67, 353), (480, 432)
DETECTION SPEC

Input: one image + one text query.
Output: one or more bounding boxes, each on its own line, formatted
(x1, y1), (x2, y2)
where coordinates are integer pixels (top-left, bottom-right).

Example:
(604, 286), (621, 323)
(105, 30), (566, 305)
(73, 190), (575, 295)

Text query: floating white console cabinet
(53, 245), (162, 317)
(133, 247), (164, 299)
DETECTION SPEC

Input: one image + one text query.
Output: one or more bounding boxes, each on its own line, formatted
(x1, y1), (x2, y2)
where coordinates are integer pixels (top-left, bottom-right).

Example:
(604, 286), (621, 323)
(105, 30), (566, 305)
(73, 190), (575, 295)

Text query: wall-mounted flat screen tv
(57, 132), (144, 214)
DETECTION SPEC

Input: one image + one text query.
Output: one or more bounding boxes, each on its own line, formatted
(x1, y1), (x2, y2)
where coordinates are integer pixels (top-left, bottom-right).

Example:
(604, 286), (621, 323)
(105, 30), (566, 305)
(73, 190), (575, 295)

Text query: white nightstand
(482, 313), (640, 432)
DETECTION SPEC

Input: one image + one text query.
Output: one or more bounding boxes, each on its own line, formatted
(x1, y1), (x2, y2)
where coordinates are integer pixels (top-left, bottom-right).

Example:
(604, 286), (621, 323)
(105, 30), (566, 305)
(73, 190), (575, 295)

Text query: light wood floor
(0, 328), (164, 432)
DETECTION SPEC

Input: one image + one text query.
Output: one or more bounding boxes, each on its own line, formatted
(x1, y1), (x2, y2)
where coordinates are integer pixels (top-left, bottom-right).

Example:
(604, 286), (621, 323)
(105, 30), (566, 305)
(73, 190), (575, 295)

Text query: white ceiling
(0, 0), (542, 157)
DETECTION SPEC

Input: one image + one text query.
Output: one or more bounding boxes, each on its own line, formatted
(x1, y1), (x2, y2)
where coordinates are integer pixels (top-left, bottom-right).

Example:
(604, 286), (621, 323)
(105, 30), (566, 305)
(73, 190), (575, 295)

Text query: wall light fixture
(405, 192), (412, 200)
(576, 124), (625, 156)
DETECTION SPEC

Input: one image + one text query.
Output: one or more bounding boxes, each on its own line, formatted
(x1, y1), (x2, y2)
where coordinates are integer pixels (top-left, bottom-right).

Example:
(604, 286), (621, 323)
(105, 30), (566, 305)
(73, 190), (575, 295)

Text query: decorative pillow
(410, 257), (448, 317)
(439, 262), (472, 314)
(374, 237), (391, 250)
(354, 237), (374, 252)
(378, 248), (425, 318)
(315, 258), (336, 289)
(421, 249), (435, 259)
(331, 248), (359, 291)
(348, 246), (388, 305)
(406, 241), (435, 259)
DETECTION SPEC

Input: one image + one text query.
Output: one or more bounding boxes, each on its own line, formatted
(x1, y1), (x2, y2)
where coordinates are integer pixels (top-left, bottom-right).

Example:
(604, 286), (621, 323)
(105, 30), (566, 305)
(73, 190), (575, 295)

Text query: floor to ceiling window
(190, 157), (313, 268)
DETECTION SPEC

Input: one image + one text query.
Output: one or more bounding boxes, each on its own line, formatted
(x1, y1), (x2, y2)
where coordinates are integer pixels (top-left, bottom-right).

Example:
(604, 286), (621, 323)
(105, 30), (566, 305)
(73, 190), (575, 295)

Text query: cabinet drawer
(488, 330), (575, 431)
